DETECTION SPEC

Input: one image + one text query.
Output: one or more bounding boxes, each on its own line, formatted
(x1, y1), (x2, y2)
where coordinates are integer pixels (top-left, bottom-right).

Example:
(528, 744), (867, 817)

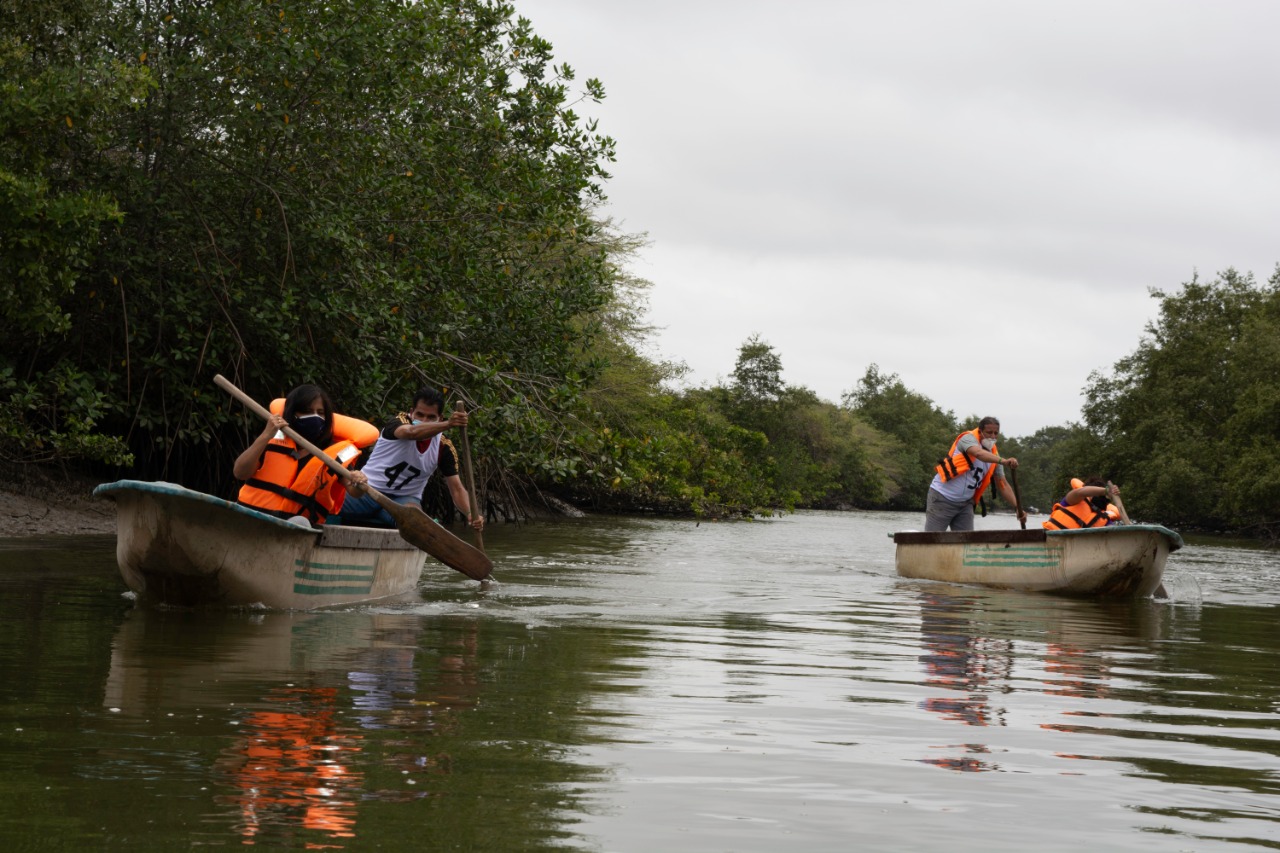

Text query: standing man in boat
(233, 384), (376, 525)
(334, 386), (485, 531)
(925, 416), (1026, 531)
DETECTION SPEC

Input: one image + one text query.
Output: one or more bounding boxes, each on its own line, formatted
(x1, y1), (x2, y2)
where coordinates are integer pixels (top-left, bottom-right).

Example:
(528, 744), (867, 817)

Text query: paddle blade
(372, 492), (492, 580)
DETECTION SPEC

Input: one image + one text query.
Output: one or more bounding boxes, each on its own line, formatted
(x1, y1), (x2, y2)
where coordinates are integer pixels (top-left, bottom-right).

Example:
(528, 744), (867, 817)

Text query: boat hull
(95, 480), (428, 608)
(893, 525), (1183, 598)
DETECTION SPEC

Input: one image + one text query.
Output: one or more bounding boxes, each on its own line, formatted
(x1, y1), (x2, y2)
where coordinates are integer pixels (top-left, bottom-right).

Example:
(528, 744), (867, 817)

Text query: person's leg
(926, 490), (973, 532)
(948, 501), (975, 532)
(924, 490), (953, 532)
(331, 493), (395, 527)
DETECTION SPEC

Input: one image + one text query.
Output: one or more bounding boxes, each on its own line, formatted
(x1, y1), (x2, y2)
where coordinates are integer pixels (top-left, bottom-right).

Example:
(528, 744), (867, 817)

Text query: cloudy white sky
(515, 0), (1280, 436)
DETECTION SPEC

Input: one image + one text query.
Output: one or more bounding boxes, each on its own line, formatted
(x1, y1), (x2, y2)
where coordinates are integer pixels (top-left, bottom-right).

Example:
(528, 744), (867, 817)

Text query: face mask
(291, 413), (327, 443)
(981, 438), (996, 450)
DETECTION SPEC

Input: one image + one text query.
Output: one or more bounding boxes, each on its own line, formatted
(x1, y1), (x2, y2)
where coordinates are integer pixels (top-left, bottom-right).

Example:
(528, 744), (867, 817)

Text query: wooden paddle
(214, 374), (492, 580)
(454, 400), (485, 552)
(1010, 464), (1027, 529)
(1107, 481), (1132, 525)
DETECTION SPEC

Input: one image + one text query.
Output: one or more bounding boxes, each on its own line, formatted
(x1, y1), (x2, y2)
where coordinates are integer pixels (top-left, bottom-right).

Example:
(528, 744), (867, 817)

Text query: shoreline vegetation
(3, 2), (1277, 540)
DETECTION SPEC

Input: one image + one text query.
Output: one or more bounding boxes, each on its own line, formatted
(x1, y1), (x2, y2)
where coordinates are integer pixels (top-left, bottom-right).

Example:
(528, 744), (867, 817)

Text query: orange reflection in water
(917, 593), (1014, 772)
(217, 686), (364, 847)
(918, 594), (1011, 729)
(1043, 642), (1111, 699)
(919, 741), (998, 772)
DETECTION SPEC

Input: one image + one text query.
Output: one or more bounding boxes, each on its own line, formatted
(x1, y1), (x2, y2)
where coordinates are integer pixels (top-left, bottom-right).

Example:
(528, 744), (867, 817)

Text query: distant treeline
(3, 2), (1278, 536)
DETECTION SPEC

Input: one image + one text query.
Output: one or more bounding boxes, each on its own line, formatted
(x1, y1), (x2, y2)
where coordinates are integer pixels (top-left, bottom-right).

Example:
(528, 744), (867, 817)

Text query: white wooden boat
(892, 524), (1184, 598)
(94, 480), (429, 608)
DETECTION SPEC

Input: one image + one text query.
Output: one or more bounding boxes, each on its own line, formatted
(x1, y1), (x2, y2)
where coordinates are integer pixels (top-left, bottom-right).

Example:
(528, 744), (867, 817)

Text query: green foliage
(0, 14), (153, 339)
(842, 364), (957, 509)
(570, 269), (1280, 531)
(1084, 268), (1280, 531)
(998, 424), (1096, 513)
(731, 333), (785, 404)
(564, 337), (891, 516)
(1, 0), (616, 484)
(0, 363), (134, 466)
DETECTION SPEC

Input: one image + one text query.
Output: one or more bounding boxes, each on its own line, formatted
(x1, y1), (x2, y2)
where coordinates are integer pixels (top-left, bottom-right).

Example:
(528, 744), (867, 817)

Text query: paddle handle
(215, 374), (358, 482)
(454, 400), (485, 551)
(1010, 465), (1026, 530)
(1107, 481), (1132, 525)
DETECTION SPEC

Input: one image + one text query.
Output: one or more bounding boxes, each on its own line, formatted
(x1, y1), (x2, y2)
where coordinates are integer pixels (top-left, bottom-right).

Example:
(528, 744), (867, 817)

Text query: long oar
(215, 374), (492, 580)
(1107, 481), (1132, 525)
(1010, 465), (1026, 529)
(454, 400), (485, 553)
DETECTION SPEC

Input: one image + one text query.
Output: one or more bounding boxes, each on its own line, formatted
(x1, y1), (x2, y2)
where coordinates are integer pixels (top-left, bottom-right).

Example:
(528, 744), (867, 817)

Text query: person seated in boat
(1042, 478), (1121, 530)
(329, 386), (484, 531)
(232, 384), (377, 526)
(925, 416), (1026, 531)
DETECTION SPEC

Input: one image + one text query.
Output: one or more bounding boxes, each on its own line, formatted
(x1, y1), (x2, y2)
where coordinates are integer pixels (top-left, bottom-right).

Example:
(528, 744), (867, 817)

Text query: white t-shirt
(362, 423), (442, 499)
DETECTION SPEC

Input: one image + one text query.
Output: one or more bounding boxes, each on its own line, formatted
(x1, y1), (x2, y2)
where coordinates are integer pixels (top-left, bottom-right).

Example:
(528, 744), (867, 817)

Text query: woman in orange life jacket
(1042, 477), (1121, 530)
(232, 384), (374, 526)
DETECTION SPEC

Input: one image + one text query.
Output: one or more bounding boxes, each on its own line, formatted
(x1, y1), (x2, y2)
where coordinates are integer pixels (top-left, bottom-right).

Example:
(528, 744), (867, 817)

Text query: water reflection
(217, 684), (364, 844)
(103, 609), (480, 848)
(918, 590), (1012, 729)
(913, 586), (1175, 774)
(7, 518), (1280, 851)
(917, 590), (1012, 771)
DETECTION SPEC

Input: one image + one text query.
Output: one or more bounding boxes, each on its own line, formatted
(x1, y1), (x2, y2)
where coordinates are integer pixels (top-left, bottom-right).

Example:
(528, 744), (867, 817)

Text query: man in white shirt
(334, 387), (484, 531)
(924, 416), (1024, 532)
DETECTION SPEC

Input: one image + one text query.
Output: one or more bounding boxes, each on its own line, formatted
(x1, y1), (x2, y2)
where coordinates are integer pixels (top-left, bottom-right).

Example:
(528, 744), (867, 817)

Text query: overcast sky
(514, 0), (1280, 436)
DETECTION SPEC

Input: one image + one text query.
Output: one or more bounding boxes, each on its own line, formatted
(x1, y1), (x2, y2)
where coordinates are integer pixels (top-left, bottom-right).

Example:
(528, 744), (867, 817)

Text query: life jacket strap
(264, 443), (306, 459)
(243, 477), (328, 520)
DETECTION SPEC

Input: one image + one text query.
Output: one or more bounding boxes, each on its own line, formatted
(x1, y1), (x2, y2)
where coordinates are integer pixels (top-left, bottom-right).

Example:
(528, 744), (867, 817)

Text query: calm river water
(1, 510), (1278, 851)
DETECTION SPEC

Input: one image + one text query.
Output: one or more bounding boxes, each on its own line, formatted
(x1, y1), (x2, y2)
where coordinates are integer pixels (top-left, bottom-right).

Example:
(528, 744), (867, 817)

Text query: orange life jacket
(1043, 478), (1111, 529)
(935, 428), (998, 505)
(237, 437), (362, 523)
(236, 401), (379, 523)
(1043, 499), (1110, 530)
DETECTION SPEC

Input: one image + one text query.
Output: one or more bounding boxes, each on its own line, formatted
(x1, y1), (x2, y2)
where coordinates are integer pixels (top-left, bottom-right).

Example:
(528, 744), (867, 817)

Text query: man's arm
(964, 441), (1017, 469)
(391, 410), (468, 440)
(445, 474), (484, 530)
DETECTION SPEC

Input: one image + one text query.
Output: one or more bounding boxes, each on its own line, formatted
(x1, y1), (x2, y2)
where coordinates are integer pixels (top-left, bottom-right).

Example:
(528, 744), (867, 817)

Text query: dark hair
(1082, 476), (1109, 510)
(412, 386), (445, 412)
(283, 384), (334, 440)
(977, 416), (1000, 431)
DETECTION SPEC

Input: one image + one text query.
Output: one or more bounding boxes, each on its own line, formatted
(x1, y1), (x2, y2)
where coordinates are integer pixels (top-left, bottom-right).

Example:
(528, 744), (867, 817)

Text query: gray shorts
(925, 488), (974, 532)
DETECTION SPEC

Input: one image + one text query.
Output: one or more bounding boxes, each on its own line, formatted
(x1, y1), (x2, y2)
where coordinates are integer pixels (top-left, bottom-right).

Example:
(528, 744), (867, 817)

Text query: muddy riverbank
(0, 469), (116, 537)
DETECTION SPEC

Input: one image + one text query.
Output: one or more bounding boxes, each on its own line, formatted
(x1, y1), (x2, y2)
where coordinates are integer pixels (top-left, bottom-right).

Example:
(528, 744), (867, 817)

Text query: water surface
(0, 512), (1277, 851)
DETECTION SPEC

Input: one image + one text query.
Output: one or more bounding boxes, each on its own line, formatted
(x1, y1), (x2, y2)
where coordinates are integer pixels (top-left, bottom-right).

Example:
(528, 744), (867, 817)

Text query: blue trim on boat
(1045, 523), (1184, 551)
(93, 479), (319, 534)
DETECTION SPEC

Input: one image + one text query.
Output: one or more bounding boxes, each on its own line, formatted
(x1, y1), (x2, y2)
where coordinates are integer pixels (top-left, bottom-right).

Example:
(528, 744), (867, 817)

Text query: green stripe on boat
(292, 584), (381, 596)
(962, 545), (1061, 569)
(293, 559), (375, 594)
